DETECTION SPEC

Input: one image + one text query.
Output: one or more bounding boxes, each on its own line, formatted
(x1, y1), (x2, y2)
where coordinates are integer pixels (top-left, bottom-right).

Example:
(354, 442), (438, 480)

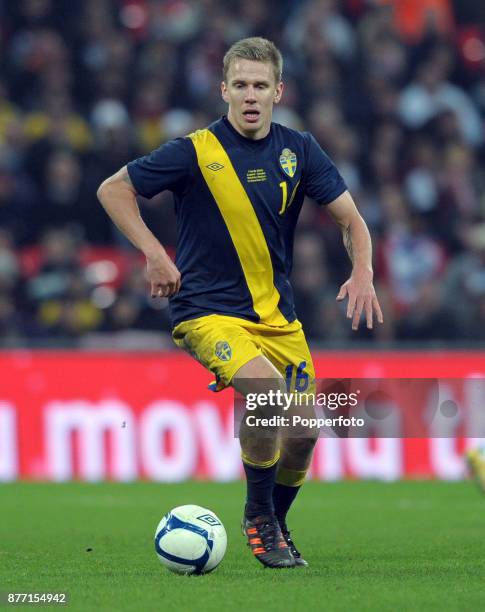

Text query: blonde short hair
(223, 37), (283, 84)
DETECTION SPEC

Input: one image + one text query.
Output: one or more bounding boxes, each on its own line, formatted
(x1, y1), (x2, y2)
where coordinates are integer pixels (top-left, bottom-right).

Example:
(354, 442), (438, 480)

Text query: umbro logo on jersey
(206, 162), (224, 171)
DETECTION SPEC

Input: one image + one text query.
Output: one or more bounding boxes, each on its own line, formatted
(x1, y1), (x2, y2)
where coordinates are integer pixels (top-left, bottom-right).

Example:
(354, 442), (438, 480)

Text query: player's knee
(283, 433), (318, 460)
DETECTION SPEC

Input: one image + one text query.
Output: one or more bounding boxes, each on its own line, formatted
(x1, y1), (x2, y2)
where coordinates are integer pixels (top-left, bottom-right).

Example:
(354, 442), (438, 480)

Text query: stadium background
(0, 0), (484, 482)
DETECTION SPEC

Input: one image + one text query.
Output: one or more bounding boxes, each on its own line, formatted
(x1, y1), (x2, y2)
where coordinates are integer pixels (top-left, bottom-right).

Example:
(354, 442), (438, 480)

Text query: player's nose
(244, 86), (257, 101)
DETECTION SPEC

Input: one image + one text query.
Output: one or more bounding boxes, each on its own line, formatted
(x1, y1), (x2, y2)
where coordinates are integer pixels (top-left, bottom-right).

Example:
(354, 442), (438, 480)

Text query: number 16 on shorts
(285, 361), (310, 392)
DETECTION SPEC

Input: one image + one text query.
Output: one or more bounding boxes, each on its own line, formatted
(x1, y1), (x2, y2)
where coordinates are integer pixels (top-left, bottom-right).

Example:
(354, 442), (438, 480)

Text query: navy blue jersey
(127, 116), (347, 327)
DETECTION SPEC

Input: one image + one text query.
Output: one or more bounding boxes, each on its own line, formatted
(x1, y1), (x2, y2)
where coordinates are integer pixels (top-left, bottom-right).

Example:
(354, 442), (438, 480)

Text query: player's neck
(226, 111), (271, 141)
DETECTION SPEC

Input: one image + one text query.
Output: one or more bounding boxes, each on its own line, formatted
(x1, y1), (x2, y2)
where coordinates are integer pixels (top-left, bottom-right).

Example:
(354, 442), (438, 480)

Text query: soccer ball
(154, 505), (227, 574)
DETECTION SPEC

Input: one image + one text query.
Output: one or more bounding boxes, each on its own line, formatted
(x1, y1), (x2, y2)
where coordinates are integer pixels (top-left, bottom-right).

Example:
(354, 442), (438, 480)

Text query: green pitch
(1, 481), (484, 611)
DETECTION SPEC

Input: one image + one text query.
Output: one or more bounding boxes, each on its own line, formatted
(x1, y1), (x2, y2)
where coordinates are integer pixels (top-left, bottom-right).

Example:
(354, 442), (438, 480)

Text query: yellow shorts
(172, 314), (315, 392)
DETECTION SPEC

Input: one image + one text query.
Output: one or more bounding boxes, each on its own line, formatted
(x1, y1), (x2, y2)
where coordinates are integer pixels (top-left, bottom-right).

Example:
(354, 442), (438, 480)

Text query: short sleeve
(303, 133), (347, 205)
(127, 137), (196, 199)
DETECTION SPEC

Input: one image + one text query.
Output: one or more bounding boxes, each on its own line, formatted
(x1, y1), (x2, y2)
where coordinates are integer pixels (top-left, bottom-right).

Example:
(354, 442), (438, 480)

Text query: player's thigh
(261, 327), (319, 442)
(232, 354), (286, 396)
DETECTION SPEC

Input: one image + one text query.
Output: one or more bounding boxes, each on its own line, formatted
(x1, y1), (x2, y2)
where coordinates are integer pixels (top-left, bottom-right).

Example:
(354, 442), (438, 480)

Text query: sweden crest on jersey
(279, 148), (297, 178)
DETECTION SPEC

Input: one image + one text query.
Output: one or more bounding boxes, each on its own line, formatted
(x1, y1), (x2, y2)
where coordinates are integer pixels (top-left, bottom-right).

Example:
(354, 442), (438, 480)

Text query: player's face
(221, 59), (283, 140)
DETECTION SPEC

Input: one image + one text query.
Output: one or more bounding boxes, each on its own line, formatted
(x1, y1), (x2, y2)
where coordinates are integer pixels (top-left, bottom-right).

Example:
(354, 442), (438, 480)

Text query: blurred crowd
(0, 0), (484, 348)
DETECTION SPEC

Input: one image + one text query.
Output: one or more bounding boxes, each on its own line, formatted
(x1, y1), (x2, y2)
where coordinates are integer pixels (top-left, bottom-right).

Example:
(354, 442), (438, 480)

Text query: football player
(98, 37), (383, 568)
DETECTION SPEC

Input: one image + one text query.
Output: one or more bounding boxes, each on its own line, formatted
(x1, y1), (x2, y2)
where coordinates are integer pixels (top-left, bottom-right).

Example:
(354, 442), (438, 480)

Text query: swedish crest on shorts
(279, 148), (297, 178)
(215, 341), (232, 361)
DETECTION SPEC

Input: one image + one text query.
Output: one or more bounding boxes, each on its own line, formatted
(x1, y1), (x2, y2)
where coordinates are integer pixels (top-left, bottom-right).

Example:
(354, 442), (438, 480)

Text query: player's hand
(336, 268), (383, 331)
(146, 249), (181, 298)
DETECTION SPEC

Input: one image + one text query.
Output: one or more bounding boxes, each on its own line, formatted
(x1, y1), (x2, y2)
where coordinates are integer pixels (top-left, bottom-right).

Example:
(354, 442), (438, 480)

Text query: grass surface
(1, 481), (484, 611)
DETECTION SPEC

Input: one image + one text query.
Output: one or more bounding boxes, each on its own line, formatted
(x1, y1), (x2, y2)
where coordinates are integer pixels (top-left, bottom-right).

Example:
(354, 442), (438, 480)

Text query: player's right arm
(303, 132), (383, 329)
(97, 166), (181, 298)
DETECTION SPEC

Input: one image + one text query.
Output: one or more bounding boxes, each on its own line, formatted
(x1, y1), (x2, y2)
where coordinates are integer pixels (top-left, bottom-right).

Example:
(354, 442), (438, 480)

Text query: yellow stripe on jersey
(189, 129), (288, 326)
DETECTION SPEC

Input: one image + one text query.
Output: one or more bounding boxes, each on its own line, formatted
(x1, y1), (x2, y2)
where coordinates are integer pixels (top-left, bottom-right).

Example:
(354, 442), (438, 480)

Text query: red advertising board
(0, 351), (484, 482)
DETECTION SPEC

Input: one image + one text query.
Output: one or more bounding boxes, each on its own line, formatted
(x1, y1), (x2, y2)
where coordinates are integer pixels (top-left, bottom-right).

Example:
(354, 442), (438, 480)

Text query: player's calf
(272, 437), (318, 568)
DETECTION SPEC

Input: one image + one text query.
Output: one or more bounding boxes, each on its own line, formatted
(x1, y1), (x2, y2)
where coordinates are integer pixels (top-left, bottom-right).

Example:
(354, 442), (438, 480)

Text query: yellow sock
(241, 450), (280, 469)
(275, 465), (308, 487)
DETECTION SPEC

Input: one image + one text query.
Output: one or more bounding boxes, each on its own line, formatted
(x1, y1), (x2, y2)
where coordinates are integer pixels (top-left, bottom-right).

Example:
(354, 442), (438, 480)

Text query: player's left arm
(326, 190), (383, 330)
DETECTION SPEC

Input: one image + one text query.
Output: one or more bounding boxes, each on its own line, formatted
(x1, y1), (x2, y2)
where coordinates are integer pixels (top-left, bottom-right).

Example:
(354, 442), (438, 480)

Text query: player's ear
(274, 81), (283, 104)
(221, 81), (229, 103)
